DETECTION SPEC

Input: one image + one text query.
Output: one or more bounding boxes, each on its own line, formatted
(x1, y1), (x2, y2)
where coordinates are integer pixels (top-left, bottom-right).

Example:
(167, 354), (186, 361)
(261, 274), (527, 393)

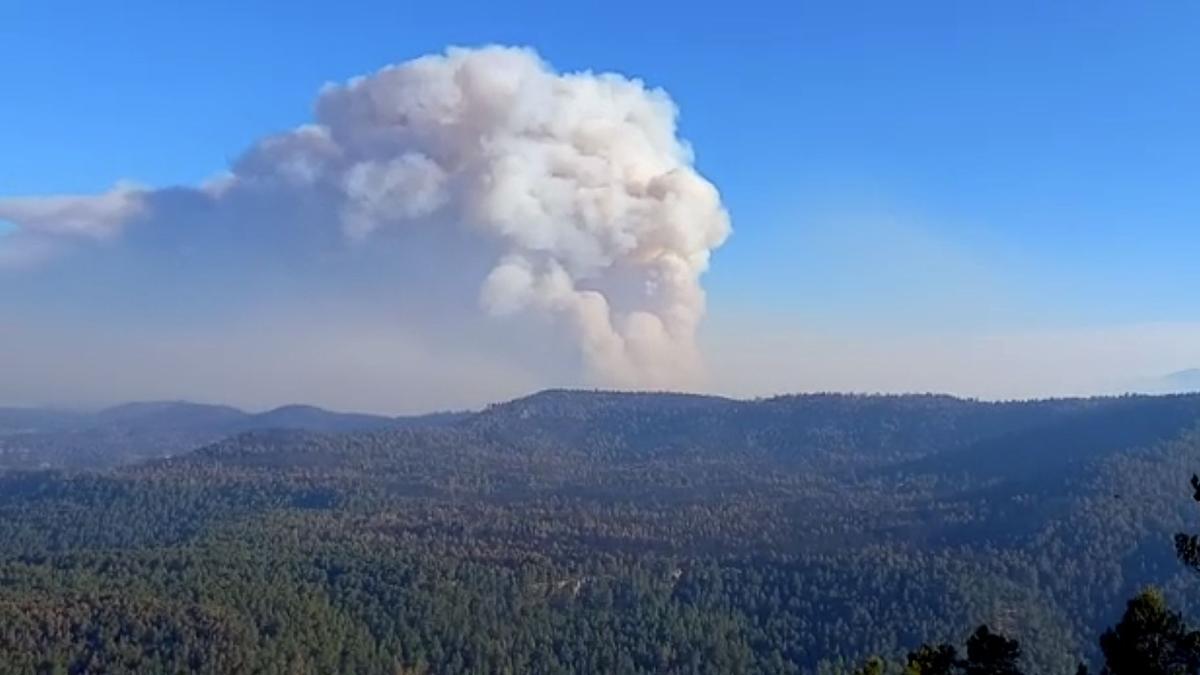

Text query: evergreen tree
(906, 626), (1024, 675)
(1099, 589), (1200, 675)
(964, 625), (1021, 675)
(1175, 474), (1200, 573)
(905, 643), (959, 675)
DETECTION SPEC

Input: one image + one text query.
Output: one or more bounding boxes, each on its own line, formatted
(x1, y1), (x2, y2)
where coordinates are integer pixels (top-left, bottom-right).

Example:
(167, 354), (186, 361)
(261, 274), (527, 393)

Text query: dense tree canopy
(0, 391), (1197, 673)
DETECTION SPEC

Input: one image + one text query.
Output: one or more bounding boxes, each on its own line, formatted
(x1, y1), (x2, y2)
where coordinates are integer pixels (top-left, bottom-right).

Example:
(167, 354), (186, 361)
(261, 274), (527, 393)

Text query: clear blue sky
(1, 1), (1197, 407)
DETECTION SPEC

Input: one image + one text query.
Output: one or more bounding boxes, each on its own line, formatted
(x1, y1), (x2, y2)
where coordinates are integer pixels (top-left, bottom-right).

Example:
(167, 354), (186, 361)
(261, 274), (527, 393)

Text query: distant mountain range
(176, 388), (1200, 485)
(1161, 368), (1200, 393)
(6, 386), (1200, 471)
(1124, 368), (1200, 395)
(0, 400), (467, 469)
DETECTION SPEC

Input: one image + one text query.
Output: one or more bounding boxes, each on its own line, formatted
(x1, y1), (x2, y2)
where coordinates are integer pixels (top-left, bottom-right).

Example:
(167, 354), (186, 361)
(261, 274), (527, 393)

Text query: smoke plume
(0, 46), (730, 387)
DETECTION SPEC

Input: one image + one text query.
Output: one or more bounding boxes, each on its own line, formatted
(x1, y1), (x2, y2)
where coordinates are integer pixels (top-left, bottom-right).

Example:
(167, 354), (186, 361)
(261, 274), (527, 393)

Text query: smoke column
(0, 46), (731, 388)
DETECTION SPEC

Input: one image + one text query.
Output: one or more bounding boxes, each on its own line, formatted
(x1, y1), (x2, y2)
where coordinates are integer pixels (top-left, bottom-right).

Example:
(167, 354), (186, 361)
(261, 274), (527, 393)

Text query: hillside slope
(0, 390), (1198, 673)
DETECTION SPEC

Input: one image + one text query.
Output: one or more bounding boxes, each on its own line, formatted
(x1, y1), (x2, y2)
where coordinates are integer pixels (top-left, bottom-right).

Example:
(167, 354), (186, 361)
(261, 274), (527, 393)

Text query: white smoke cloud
(0, 181), (146, 240)
(0, 182), (147, 268)
(0, 46), (730, 388)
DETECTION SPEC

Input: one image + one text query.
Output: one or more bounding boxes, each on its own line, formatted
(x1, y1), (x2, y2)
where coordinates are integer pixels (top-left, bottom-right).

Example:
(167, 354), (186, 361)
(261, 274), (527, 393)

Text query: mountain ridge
(7, 389), (1200, 471)
(0, 399), (455, 469)
(161, 390), (1200, 477)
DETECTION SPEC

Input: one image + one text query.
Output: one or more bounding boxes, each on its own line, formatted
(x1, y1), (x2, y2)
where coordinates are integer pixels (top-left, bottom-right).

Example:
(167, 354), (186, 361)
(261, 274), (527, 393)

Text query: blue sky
(1, 1), (1197, 409)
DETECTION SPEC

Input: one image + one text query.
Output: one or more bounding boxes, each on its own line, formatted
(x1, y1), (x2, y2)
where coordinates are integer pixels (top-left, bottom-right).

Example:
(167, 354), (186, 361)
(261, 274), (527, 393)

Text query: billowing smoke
(0, 46), (730, 388)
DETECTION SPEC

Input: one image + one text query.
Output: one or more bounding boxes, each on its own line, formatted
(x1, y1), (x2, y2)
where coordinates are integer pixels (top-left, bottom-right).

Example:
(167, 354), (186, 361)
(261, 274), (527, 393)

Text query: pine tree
(964, 625), (1021, 675)
(1173, 474), (1200, 572)
(1099, 588), (1200, 675)
(905, 643), (959, 675)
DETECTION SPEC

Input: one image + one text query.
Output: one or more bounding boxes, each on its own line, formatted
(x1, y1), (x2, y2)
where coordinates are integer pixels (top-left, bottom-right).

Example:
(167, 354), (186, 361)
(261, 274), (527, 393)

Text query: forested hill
(1, 390), (1200, 673)
(0, 400), (464, 469)
(464, 390), (1192, 464)
(8, 390), (1199, 470)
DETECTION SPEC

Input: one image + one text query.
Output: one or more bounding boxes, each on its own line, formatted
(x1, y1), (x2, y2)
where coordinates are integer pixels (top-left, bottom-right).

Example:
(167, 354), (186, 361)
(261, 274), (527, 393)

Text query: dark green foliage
(906, 643), (960, 674)
(903, 625), (1022, 675)
(0, 391), (1196, 673)
(1174, 474), (1200, 574)
(964, 625), (1022, 675)
(1099, 589), (1200, 675)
